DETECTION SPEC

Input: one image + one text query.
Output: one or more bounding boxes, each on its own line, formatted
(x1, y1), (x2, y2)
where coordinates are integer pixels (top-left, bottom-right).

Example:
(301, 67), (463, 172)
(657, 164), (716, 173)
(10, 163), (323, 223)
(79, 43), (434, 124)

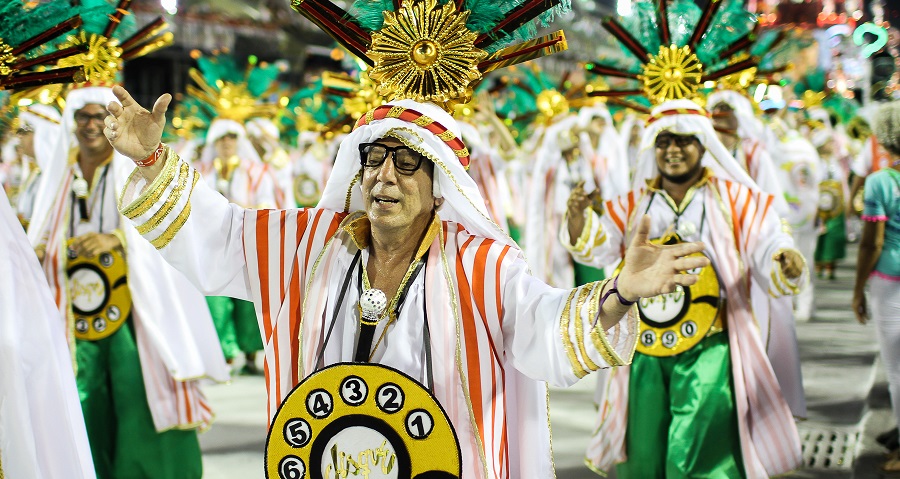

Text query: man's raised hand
(615, 215), (710, 301)
(103, 85), (171, 163)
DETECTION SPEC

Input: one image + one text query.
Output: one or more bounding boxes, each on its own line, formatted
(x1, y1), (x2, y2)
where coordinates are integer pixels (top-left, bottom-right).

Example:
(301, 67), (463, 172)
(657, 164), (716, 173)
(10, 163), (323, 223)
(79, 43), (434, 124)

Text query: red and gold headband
(355, 105), (471, 169)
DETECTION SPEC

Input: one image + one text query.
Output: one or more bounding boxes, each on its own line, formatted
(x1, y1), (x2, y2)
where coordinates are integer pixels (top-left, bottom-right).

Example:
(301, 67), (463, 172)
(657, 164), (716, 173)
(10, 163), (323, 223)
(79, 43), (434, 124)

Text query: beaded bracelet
(135, 143), (164, 168)
(600, 274), (637, 307)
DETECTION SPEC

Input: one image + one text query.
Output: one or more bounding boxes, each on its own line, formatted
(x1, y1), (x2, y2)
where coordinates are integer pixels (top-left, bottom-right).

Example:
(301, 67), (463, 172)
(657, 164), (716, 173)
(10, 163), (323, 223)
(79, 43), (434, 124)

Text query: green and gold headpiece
(584, 0), (787, 107)
(54, 0), (173, 87)
(186, 53), (284, 124)
(290, 0), (572, 112)
(0, 0), (91, 90)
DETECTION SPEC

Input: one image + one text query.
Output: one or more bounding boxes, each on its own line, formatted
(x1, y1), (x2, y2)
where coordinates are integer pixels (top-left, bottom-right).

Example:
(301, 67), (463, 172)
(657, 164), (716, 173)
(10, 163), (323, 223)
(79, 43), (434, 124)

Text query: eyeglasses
(359, 142), (426, 175)
(74, 112), (107, 126)
(16, 125), (34, 135)
(654, 134), (699, 150)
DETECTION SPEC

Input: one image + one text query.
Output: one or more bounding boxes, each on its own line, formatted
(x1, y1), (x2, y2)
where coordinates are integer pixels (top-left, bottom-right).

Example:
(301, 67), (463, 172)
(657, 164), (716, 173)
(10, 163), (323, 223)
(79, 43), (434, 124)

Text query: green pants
(206, 296), (263, 360)
(815, 214), (847, 263)
(76, 319), (202, 479)
(574, 261), (605, 286)
(617, 333), (744, 479)
(508, 220), (522, 245)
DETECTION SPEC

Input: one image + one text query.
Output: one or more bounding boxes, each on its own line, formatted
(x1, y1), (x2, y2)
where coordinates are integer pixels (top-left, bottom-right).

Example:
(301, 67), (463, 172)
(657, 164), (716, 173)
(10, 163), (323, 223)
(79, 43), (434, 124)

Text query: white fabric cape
(0, 189), (96, 478)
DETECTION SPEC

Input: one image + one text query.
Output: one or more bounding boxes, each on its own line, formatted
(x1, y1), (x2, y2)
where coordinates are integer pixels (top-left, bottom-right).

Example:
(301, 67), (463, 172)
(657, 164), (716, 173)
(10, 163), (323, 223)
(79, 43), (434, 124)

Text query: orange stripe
(304, 210), (325, 273)
(456, 236), (486, 450)
(626, 191), (635, 218)
(289, 210), (311, 386)
(471, 240), (501, 362)
(607, 200), (625, 234)
(256, 211), (273, 338)
(737, 187), (751, 235)
(496, 246), (511, 479)
(279, 211), (287, 302)
(182, 381), (194, 424)
(725, 181), (741, 250)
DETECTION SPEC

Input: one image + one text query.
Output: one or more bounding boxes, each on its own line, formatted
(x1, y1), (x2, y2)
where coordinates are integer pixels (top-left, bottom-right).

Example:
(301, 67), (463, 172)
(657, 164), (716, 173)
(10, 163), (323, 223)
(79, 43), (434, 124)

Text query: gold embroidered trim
(579, 282), (603, 371)
(437, 130), (456, 141)
(589, 283), (628, 367)
(343, 171), (362, 212)
(387, 106), (405, 118)
(365, 110), (375, 124)
(150, 171), (199, 249)
(560, 288), (589, 379)
(136, 162), (191, 234)
(413, 115), (433, 127)
(121, 146), (179, 220)
(455, 147), (470, 158)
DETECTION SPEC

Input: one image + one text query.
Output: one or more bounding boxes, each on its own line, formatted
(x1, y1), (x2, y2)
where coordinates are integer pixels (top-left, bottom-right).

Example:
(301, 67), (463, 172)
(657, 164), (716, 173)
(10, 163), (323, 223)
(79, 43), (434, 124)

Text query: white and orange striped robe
(120, 151), (639, 479)
(567, 170), (804, 478)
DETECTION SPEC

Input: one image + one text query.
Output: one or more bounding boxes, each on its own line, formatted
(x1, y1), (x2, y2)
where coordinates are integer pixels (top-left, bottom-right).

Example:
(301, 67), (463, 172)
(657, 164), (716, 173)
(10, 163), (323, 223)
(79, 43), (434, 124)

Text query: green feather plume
(75, 0), (137, 40)
(347, 0), (571, 53)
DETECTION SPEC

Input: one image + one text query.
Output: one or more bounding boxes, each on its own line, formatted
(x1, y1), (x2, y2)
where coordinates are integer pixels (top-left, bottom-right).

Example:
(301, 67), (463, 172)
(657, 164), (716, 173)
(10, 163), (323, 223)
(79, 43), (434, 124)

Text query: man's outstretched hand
(616, 215), (710, 301)
(103, 85), (171, 163)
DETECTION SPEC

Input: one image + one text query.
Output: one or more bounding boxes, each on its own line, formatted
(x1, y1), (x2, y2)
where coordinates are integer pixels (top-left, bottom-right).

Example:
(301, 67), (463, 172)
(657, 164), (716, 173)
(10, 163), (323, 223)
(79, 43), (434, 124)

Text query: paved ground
(201, 245), (889, 478)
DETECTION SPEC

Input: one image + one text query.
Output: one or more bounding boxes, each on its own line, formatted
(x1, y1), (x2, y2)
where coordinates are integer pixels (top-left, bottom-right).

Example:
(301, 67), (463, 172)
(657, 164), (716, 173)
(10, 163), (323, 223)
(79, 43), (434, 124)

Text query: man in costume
(26, 4), (227, 477)
(103, 0), (718, 476)
(568, 100), (806, 478)
(805, 105), (849, 279)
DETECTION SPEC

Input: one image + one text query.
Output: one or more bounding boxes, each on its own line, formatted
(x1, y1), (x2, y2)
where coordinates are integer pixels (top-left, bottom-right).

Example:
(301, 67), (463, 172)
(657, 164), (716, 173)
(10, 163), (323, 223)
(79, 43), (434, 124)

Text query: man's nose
(376, 152), (398, 182)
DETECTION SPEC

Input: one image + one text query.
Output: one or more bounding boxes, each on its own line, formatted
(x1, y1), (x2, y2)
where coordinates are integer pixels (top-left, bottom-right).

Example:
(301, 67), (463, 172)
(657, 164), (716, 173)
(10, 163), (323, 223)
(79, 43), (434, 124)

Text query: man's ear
(434, 197), (444, 209)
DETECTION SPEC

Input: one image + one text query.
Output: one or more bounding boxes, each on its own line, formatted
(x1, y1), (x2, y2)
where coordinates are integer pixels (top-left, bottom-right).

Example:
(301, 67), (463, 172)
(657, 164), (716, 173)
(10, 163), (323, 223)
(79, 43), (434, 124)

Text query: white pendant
(216, 178), (230, 194)
(676, 220), (697, 239)
(359, 289), (388, 324)
(72, 178), (89, 198)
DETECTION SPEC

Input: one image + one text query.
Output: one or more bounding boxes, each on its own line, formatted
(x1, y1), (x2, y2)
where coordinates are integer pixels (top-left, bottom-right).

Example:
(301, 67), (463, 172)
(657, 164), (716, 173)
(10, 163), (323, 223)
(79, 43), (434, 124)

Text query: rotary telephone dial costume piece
(66, 238), (131, 341)
(265, 251), (461, 479)
(617, 232), (724, 357)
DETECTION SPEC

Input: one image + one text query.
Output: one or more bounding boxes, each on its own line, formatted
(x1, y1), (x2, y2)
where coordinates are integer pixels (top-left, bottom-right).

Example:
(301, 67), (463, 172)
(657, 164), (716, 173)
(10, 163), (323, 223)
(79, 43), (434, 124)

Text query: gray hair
(874, 102), (900, 157)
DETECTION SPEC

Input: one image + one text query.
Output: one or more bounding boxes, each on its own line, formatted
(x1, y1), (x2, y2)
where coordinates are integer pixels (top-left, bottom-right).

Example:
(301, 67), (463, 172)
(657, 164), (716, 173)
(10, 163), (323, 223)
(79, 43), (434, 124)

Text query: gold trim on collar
(342, 212), (441, 261)
(646, 167), (714, 213)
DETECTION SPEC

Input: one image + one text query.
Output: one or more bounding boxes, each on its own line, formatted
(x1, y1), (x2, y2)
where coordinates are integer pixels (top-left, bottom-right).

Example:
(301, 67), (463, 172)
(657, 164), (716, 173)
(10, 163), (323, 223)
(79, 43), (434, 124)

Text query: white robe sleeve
(501, 255), (638, 387)
(118, 147), (252, 299)
(739, 186), (807, 298)
(559, 206), (626, 269)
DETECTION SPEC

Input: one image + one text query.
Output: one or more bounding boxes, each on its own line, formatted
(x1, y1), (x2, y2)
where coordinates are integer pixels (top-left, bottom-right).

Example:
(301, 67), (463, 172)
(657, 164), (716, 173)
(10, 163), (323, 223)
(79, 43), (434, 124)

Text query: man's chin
(660, 168), (701, 185)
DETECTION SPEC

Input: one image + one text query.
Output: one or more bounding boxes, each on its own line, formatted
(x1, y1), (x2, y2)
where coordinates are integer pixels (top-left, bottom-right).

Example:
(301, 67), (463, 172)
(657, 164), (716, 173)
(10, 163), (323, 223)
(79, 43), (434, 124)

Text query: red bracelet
(135, 143), (164, 168)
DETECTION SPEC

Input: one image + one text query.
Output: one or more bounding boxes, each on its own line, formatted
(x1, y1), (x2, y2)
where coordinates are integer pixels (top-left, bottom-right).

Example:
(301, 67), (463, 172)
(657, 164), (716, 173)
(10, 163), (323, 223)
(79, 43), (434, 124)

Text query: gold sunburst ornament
(57, 32), (123, 85)
(641, 45), (703, 104)
(536, 89), (569, 125)
(0, 41), (15, 76)
(368, 0), (487, 109)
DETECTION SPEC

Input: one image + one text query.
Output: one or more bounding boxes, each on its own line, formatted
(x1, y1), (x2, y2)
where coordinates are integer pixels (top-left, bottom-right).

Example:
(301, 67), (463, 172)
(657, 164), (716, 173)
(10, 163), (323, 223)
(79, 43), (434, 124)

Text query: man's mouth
(373, 195), (400, 205)
(665, 156), (684, 164)
(81, 131), (103, 140)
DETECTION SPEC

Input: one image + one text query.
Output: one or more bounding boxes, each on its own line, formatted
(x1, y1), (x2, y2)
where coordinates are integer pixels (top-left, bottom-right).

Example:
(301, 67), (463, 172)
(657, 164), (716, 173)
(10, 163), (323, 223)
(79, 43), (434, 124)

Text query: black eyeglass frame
(654, 133), (701, 150)
(73, 112), (108, 126)
(358, 142), (427, 175)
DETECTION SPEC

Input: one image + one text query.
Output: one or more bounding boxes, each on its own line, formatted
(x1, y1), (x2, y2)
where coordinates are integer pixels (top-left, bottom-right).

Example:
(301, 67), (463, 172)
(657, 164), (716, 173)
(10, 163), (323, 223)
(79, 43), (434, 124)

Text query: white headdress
(18, 104), (62, 171)
(27, 86), (117, 245)
(707, 89), (767, 142)
(198, 118), (263, 166)
(632, 99), (759, 192)
(318, 99), (513, 247)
